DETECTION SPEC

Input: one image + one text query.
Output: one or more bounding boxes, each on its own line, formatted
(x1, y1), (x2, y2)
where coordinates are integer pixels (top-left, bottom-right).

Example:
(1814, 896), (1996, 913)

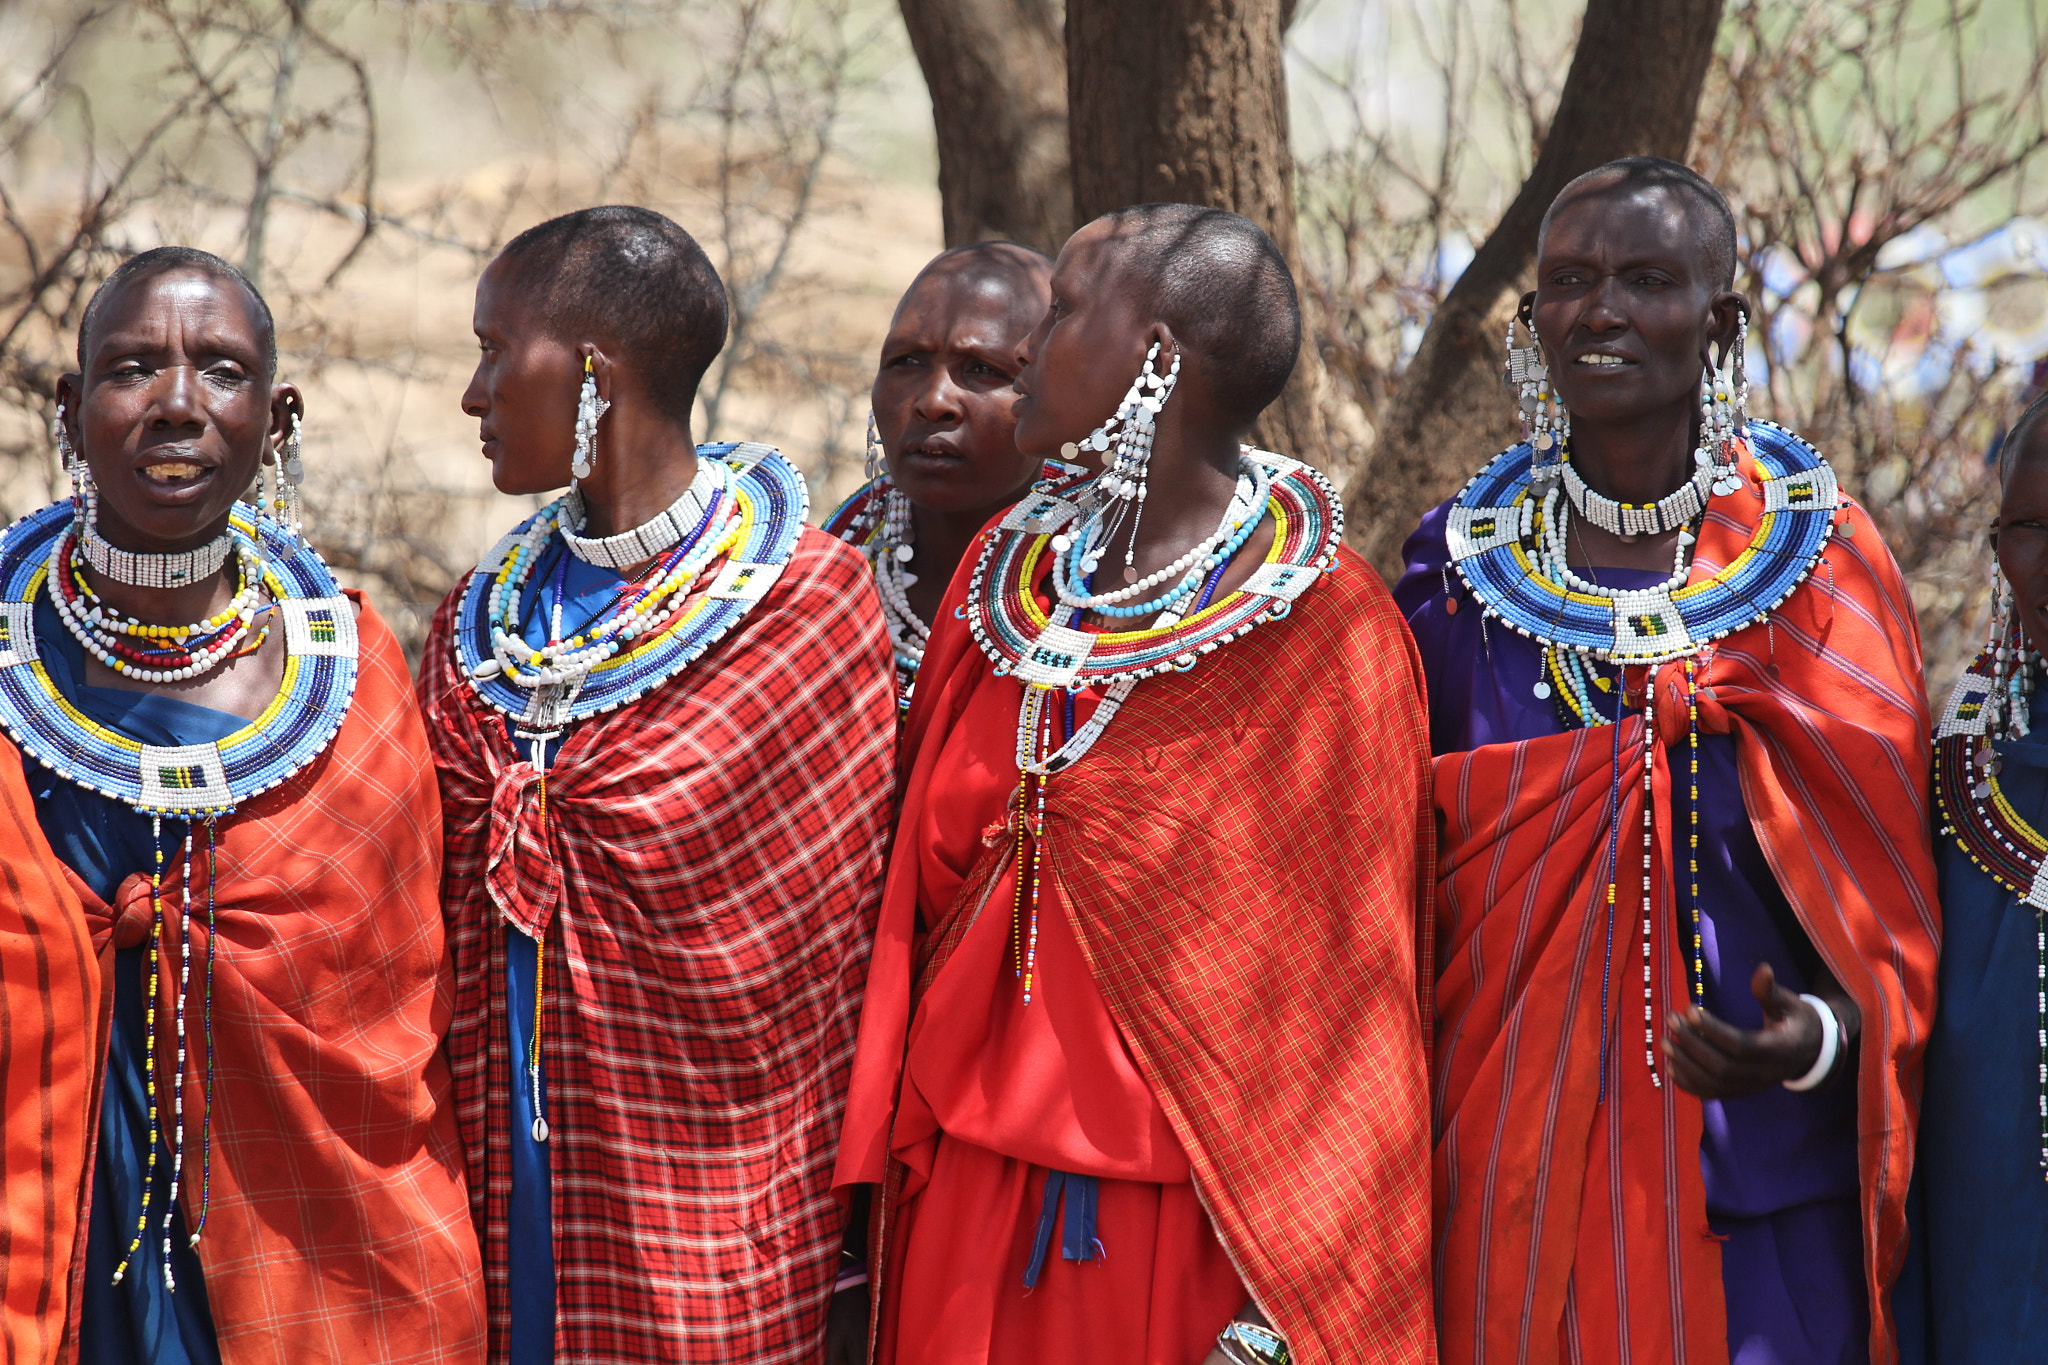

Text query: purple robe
(1399, 502), (1869, 1365)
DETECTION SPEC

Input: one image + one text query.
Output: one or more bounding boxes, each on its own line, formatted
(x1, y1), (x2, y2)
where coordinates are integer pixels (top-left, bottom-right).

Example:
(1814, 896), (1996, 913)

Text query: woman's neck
(906, 486), (1028, 624)
(81, 517), (243, 624)
(575, 416), (700, 538)
(1567, 403), (1699, 505)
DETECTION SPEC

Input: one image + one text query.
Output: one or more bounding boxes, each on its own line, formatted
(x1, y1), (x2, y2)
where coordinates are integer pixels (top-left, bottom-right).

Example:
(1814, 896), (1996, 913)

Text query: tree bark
(1065, 0), (1329, 465)
(1346, 0), (1728, 575)
(896, 0), (1071, 254)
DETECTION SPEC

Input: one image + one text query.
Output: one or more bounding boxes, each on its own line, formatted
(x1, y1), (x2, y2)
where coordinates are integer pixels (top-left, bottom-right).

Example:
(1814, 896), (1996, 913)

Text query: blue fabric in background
(24, 595), (240, 1365)
(1896, 724), (2048, 1364)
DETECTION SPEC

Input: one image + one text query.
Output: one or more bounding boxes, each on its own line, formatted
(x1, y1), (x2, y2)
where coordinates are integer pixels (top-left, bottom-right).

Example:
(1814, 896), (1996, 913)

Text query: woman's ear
(585, 345), (616, 403)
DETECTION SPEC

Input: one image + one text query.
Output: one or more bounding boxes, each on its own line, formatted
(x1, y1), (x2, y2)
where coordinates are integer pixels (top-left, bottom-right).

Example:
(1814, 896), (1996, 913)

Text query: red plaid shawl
(838, 542), (1438, 1364)
(0, 739), (96, 1365)
(64, 596), (485, 1364)
(1432, 463), (1939, 1365)
(419, 527), (896, 1365)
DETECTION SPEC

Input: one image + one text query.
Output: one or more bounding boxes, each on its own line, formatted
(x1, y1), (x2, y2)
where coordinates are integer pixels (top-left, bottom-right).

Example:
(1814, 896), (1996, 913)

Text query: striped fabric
(0, 739), (95, 1365)
(1432, 457), (1939, 1365)
(66, 597), (486, 1364)
(418, 527), (896, 1365)
(838, 542), (1438, 1364)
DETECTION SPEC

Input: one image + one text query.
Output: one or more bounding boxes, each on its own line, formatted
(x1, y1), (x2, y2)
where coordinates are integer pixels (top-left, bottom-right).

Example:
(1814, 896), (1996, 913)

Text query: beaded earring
(1981, 564), (2038, 772)
(864, 408), (886, 483)
(275, 412), (305, 546)
(1506, 310), (1566, 488)
(572, 355), (609, 483)
(1059, 341), (1178, 584)
(55, 402), (89, 524)
(1700, 310), (1750, 497)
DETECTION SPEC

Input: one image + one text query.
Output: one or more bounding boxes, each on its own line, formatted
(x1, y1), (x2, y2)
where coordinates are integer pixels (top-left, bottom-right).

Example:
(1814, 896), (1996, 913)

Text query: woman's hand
(1663, 961), (1858, 1099)
(823, 1285), (868, 1365)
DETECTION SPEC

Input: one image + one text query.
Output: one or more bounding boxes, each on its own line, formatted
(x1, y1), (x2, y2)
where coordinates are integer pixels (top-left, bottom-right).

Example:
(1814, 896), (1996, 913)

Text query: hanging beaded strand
(161, 829), (197, 1290)
(529, 754), (551, 1144)
(111, 817), (170, 1286)
(1686, 656), (1706, 1009)
(1638, 688), (1662, 1087)
(191, 819), (218, 1247)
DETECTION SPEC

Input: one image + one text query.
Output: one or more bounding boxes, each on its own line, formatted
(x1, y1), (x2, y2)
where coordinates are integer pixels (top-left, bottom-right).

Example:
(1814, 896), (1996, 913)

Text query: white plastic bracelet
(1782, 993), (1841, 1092)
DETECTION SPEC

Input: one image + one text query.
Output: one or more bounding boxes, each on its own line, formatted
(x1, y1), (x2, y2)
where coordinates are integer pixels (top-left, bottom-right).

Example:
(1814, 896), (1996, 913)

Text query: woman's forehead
(88, 268), (266, 354)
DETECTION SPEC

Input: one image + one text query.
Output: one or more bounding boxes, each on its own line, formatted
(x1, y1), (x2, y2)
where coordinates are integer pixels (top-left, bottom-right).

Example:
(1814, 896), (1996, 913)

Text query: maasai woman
(13, 247), (484, 1363)
(417, 206), (896, 1364)
(1398, 158), (1937, 1364)
(1895, 390), (2048, 1364)
(826, 242), (1065, 714)
(836, 204), (1436, 1365)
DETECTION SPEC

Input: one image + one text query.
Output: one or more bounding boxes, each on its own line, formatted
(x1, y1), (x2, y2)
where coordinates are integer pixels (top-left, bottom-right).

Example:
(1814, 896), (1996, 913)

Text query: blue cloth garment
(1022, 1170), (1103, 1289)
(24, 596), (239, 1365)
(1397, 505), (1868, 1364)
(497, 537), (631, 1365)
(1894, 723), (2048, 1364)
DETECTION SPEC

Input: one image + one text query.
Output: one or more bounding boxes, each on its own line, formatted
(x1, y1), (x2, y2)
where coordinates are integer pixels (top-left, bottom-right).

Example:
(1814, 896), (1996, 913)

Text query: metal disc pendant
(1533, 680), (1552, 699)
(1122, 564), (1138, 583)
(532, 1117), (550, 1143)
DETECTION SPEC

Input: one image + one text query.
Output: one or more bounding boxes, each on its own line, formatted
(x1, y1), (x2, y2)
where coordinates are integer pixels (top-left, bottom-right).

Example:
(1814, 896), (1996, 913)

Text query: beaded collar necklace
(453, 441), (806, 743)
(0, 498), (359, 1289)
(825, 460), (1087, 713)
(80, 519), (231, 588)
(1934, 646), (2048, 1175)
(1449, 420), (1839, 669)
(559, 458), (723, 570)
(968, 449), (1340, 1004)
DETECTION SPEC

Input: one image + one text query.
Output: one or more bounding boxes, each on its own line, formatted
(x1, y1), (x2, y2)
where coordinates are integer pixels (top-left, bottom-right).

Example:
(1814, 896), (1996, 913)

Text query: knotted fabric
(63, 596), (485, 1364)
(420, 527), (896, 1365)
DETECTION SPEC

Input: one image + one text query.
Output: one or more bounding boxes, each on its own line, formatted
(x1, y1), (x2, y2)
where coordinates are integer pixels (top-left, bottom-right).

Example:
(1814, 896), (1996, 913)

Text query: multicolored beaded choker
(1447, 420), (1839, 667)
(453, 441), (807, 741)
(825, 460), (1086, 713)
(1935, 644), (2048, 1176)
(0, 498), (360, 1288)
(968, 449), (1340, 1003)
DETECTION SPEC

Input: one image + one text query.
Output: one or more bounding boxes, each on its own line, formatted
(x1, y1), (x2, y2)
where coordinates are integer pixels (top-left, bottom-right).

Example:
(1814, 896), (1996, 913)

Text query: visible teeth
(148, 461), (203, 479)
(1580, 355), (1628, 367)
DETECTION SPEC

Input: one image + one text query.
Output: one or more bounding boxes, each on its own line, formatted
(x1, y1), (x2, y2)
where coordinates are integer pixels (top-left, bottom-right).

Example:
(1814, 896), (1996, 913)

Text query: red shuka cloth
(418, 528), (897, 1365)
(838, 541), (1439, 1365)
(0, 738), (96, 1365)
(65, 596), (485, 1364)
(1431, 456), (1940, 1365)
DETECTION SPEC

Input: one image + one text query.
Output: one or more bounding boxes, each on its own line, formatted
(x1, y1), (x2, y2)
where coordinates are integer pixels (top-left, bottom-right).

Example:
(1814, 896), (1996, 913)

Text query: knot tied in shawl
(484, 760), (556, 940)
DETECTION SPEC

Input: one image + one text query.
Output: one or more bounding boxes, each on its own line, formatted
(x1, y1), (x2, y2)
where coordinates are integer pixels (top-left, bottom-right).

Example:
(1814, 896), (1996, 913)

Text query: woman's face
(58, 268), (294, 552)
(2000, 421), (2048, 657)
(464, 254), (584, 496)
(871, 263), (1047, 515)
(1530, 183), (1741, 431)
(1012, 219), (1156, 467)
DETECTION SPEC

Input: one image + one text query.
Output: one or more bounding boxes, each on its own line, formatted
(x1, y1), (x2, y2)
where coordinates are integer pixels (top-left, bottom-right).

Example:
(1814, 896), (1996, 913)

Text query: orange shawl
(0, 738), (96, 1365)
(838, 544), (1438, 1364)
(1432, 474), (1938, 1365)
(63, 597), (484, 1364)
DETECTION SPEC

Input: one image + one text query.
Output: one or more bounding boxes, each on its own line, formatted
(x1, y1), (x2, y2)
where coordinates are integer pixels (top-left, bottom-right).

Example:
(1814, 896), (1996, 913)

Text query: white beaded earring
(54, 403), (88, 522)
(1506, 308), (1566, 487)
(864, 409), (886, 484)
(1060, 341), (1178, 584)
(1700, 310), (1750, 497)
(278, 411), (305, 546)
(572, 355), (609, 483)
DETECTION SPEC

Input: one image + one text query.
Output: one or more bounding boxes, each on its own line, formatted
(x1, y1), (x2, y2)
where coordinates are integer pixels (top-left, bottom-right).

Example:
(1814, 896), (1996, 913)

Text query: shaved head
(1096, 204), (1301, 426)
(79, 246), (276, 379)
(2003, 389), (2048, 485)
(495, 205), (727, 428)
(905, 240), (1050, 297)
(1544, 157), (1739, 291)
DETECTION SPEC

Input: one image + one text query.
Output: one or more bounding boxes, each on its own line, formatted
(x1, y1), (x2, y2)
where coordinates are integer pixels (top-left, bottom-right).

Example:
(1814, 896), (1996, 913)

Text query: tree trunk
(896, 0), (1071, 254)
(1065, 0), (1329, 465)
(1346, 0), (1727, 576)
